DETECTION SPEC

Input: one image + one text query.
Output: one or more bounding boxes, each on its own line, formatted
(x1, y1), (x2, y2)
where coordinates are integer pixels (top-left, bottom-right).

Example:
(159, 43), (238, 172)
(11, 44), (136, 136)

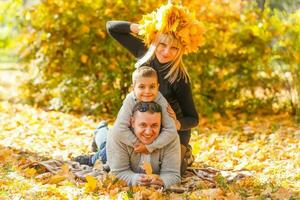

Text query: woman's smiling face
(155, 34), (180, 64)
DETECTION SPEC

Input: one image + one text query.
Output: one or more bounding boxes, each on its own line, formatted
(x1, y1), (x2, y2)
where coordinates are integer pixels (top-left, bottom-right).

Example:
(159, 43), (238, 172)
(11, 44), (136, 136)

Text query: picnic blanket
(27, 159), (253, 192)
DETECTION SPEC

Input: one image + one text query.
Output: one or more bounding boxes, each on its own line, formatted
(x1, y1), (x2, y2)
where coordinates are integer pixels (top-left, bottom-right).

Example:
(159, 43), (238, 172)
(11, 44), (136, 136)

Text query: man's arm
(159, 135), (181, 188)
(146, 92), (177, 152)
(106, 133), (142, 185)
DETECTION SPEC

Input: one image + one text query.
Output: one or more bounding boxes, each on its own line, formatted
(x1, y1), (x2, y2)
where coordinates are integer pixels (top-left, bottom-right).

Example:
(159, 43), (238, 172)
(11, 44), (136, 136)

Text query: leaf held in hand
(143, 161), (152, 175)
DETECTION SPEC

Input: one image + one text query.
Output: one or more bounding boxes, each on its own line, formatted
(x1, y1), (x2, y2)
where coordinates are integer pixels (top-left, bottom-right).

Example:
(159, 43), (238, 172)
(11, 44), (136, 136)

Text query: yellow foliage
(80, 54), (88, 64)
(139, 3), (204, 54)
(0, 148), (14, 164)
(133, 186), (163, 200)
(0, 98), (299, 198)
(47, 174), (66, 184)
(23, 168), (36, 178)
(85, 175), (98, 192)
(80, 25), (90, 34)
(190, 188), (224, 199)
(96, 29), (106, 38)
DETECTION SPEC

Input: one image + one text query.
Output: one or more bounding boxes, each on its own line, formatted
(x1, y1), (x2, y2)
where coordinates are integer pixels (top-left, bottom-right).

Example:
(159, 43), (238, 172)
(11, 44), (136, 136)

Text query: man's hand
(137, 175), (164, 188)
(150, 176), (164, 189)
(134, 142), (149, 154)
(136, 174), (152, 186)
(167, 104), (181, 130)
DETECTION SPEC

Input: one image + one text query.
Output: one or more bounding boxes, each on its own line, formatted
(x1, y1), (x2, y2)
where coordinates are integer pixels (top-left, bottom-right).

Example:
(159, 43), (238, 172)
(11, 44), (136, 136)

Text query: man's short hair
(132, 66), (158, 84)
(132, 101), (162, 116)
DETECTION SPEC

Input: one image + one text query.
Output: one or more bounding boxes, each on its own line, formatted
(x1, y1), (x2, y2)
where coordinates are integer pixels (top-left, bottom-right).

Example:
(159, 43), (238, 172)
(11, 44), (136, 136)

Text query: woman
(106, 3), (202, 174)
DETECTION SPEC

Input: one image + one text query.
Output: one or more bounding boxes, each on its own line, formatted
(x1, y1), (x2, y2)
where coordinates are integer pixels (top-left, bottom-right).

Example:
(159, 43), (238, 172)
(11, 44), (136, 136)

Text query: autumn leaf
(47, 174), (66, 184)
(96, 29), (106, 38)
(133, 187), (163, 200)
(24, 168), (36, 178)
(85, 175), (98, 192)
(191, 188), (224, 199)
(272, 188), (293, 200)
(61, 164), (70, 174)
(80, 54), (88, 64)
(143, 161), (152, 175)
(80, 25), (90, 34)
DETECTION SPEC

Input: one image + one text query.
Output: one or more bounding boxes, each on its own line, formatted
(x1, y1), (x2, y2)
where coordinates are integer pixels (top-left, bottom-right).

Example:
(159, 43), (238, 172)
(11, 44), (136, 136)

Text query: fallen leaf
(191, 188), (224, 199)
(226, 192), (242, 200)
(47, 174), (66, 184)
(24, 168), (36, 178)
(272, 188), (293, 200)
(85, 175), (98, 192)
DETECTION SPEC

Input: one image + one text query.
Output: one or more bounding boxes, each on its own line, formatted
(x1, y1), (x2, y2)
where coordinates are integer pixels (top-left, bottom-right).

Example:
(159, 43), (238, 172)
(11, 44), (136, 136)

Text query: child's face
(133, 76), (159, 102)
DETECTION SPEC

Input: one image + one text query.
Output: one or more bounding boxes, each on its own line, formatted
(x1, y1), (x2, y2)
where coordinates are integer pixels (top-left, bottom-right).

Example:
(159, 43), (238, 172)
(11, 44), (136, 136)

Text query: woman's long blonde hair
(135, 33), (190, 84)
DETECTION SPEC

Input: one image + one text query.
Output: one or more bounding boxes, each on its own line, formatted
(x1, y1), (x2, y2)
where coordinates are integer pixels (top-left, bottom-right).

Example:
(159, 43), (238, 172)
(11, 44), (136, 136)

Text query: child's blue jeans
(91, 121), (108, 164)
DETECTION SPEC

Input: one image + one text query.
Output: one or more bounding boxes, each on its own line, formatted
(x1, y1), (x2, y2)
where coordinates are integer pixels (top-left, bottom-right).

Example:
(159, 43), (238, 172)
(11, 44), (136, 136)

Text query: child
(73, 66), (177, 166)
(110, 66), (177, 154)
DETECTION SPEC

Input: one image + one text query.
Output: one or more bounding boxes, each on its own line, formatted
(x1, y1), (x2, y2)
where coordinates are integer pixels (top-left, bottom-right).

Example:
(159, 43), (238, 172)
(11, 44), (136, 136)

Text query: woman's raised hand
(130, 23), (139, 34)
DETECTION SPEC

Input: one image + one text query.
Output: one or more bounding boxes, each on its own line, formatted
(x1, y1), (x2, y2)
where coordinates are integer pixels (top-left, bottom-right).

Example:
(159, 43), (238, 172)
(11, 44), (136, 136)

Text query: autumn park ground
(0, 65), (299, 199)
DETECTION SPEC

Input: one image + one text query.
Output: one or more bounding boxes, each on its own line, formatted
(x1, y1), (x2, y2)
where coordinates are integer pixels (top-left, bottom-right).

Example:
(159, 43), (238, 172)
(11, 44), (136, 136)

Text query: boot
(180, 145), (188, 176)
(186, 144), (195, 166)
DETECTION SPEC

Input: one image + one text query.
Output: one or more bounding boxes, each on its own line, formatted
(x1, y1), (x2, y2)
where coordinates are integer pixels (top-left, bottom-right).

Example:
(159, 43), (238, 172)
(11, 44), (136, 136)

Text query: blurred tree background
(0, 0), (22, 62)
(2, 0), (300, 120)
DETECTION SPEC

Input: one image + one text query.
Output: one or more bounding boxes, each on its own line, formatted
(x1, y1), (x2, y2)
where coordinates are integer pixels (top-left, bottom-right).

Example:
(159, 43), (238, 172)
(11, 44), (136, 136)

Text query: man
(107, 101), (181, 189)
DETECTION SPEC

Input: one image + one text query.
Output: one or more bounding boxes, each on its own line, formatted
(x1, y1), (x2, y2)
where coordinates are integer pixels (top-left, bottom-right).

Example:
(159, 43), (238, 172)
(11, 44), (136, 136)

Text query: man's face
(131, 111), (161, 145)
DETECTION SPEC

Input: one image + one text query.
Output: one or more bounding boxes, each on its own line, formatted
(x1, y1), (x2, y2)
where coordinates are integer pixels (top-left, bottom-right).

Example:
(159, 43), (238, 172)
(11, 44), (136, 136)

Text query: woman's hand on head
(130, 23), (139, 34)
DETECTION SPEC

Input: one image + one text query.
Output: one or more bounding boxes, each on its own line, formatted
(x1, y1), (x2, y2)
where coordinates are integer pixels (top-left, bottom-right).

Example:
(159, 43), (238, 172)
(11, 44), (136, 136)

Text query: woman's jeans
(91, 121), (108, 164)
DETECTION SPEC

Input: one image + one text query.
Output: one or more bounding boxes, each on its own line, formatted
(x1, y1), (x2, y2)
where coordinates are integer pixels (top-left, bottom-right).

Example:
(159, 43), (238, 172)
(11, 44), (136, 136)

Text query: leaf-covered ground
(0, 68), (299, 199)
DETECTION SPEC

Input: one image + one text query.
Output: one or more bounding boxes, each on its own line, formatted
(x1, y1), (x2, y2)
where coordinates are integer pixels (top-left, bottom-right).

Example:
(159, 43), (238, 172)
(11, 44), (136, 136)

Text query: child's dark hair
(132, 66), (158, 84)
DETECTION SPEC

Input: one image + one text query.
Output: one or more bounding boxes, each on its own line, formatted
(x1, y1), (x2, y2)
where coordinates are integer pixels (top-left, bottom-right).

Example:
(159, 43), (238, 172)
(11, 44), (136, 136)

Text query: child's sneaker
(95, 121), (108, 131)
(72, 155), (93, 166)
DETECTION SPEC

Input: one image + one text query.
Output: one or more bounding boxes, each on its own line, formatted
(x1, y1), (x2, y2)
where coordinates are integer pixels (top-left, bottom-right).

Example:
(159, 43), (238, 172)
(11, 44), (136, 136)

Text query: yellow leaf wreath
(138, 3), (205, 54)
